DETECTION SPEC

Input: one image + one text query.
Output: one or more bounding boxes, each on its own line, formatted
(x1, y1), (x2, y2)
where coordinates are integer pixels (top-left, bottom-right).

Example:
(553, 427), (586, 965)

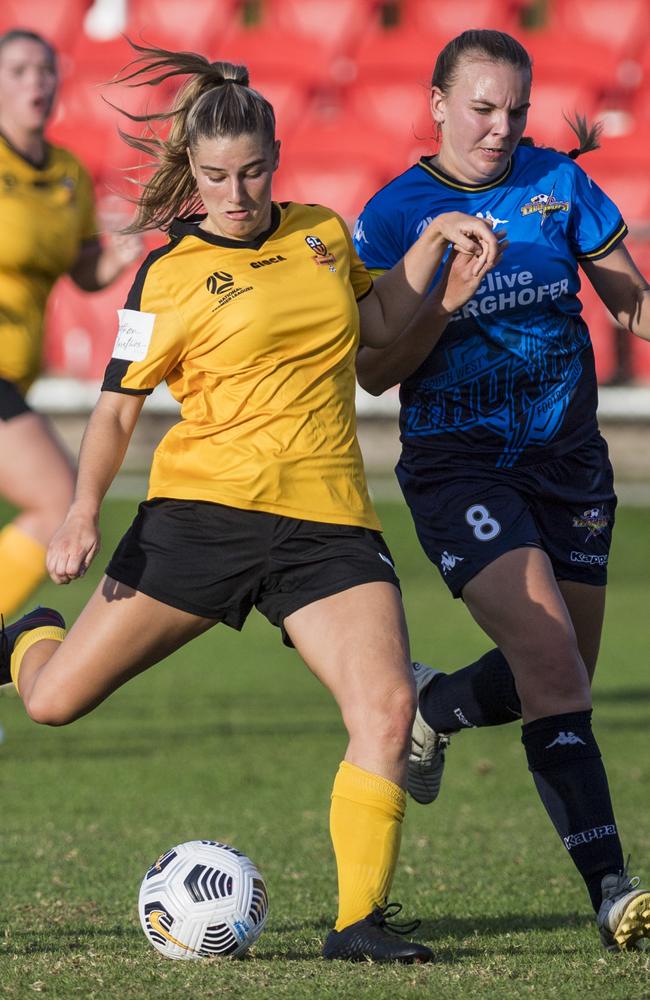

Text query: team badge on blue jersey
(520, 191), (570, 219)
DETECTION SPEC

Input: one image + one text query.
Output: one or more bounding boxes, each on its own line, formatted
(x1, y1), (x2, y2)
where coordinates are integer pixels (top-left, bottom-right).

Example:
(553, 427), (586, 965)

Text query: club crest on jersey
(572, 506), (609, 540)
(520, 192), (570, 219)
(305, 235), (337, 271)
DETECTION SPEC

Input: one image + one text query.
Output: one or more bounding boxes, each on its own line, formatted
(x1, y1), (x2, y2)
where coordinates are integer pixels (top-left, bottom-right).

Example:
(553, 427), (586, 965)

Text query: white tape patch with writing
(113, 309), (156, 361)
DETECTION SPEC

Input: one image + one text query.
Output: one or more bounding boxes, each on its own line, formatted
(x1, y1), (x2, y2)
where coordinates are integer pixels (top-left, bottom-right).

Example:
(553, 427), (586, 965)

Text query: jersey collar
(0, 130), (50, 171)
(417, 155), (513, 192)
(169, 202), (282, 249)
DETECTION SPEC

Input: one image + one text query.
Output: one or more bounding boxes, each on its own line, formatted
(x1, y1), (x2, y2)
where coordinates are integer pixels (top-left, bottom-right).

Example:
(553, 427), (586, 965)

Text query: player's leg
(2, 577), (216, 724)
(0, 400), (74, 616)
(462, 547), (649, 948)
(284, 579), (431, 962)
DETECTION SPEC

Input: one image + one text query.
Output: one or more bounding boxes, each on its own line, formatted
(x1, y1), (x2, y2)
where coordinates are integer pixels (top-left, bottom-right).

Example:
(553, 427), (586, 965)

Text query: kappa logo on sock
(546, 731), (587, 748)
(563, 824), (617, 851)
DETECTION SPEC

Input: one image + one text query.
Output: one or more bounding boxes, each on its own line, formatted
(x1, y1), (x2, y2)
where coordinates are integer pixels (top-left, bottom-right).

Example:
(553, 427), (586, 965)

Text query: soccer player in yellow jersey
(0, 29), (141, 617)
(0, 43), (500, 963)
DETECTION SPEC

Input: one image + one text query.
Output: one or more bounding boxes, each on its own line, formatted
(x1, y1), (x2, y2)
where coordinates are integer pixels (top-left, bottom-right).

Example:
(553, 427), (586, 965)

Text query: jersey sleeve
(352, 197), (404, 274)
(335, 213), (374, 301)
(569, 163), (628, 262)
(102, 253), (187, 395)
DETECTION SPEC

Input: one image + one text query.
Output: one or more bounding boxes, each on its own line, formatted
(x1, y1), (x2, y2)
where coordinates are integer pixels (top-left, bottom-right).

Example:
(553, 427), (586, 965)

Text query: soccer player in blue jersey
(355, 29), (650, 951)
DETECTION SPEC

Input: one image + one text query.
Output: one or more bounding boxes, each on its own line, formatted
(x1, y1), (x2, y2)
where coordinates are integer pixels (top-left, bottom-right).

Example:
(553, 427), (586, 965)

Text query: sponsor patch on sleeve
(113, 309), (156, 361)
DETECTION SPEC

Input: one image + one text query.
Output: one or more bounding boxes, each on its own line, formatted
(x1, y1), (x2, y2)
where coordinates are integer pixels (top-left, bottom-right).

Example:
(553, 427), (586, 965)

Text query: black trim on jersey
(101, 360), (153, 395)
(417, 155), (513, 192)
(169, 203), (282, 251)
(576, 219), (628, 262)
(356, 284), (374, 303)
(0, 130), (50, 170)
(124, 239), (178, 310)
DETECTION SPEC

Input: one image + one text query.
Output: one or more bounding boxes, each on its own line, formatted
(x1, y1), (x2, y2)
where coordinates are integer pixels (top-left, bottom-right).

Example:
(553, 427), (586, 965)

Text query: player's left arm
(581, 244), (650, 342)
(68, 232), (144, 292)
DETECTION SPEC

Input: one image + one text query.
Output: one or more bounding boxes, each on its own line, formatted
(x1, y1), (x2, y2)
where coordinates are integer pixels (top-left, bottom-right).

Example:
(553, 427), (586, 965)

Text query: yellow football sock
(330, 760), (406, 931)
(0, 524), (47, 617)
(11, 626), (66, 693)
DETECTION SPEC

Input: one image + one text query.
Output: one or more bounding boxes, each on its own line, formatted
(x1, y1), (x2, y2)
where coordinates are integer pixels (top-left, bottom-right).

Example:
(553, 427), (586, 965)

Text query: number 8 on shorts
(465, 504), (501, 541)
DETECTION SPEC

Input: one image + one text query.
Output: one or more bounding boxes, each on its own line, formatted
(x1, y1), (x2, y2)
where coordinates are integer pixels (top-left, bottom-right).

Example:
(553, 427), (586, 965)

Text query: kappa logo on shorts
(378, 552), (395, 570)
(572, 506), (609, 540)
(440, 550), (464, 575)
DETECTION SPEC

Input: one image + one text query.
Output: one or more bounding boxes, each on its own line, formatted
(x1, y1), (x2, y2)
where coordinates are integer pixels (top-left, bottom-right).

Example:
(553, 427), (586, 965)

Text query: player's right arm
(46, 391), (145, 584)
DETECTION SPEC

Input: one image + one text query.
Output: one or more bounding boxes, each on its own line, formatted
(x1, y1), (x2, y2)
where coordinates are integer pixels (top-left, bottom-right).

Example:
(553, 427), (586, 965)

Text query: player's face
(431, 57), (530, 184)
(0, 38), (57, 133)
(188, 131), (280, 241)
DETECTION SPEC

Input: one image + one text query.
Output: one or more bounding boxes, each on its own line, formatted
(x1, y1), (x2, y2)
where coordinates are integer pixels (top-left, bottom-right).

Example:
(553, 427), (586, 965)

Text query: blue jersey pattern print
(354, 145), (627, 467)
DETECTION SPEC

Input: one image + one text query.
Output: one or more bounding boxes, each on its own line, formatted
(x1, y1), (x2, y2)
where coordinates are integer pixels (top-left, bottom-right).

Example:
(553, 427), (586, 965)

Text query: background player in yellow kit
(0, 43), (499, 962)
(0, 29), (141, 617)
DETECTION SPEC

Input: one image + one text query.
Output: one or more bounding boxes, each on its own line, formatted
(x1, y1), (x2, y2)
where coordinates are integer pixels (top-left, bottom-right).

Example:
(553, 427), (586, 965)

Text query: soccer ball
(138, 840), (269, 960)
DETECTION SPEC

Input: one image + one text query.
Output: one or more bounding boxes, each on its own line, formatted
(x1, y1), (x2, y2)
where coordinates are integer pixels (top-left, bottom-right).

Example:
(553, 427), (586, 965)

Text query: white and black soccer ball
(139, 840), (268, 960)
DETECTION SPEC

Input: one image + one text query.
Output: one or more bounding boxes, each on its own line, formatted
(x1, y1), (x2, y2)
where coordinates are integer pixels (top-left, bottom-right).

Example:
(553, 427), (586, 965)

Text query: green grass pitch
(0, 499), (648, 999)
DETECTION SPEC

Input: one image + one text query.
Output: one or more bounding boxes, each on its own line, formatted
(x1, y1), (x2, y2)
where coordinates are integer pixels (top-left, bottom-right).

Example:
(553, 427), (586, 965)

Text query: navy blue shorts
(396, 436), (616, 597)
(106, 499), (400, 646)
(0, 378), (31, 421)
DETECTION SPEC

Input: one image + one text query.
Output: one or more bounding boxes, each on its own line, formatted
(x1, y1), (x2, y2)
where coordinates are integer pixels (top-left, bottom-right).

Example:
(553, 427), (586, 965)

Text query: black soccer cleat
(322, 902), (433, 963)
(0, 607), (66, 685)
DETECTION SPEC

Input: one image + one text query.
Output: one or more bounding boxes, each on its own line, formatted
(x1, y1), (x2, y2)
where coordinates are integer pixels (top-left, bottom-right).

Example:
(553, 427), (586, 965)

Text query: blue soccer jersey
(354, 145), (627, 467)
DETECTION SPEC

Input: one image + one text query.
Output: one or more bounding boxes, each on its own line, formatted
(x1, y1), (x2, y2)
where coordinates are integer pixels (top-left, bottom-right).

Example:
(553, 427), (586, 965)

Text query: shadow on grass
(3, 911), (593, 963)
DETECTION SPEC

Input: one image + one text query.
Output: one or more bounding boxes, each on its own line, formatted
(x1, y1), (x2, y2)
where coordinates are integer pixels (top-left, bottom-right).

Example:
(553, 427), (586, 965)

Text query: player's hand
(103, 229), (143, 270)
(433, 233), (507, 316)
(46, 510), (101, 585)
(429, 212), (503, 275)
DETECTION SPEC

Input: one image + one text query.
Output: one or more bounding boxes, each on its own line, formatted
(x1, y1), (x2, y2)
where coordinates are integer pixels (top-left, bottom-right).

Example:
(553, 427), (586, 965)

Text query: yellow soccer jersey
(102, 202), (381, 529)
(0, 133), (97, 390)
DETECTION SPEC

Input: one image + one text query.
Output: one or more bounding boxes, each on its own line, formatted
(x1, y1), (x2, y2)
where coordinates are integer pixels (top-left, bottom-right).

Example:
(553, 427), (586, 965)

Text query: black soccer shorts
(106, 498), (401, 645)
(396, 435), (617, 597)
(0, 378), (32, 421)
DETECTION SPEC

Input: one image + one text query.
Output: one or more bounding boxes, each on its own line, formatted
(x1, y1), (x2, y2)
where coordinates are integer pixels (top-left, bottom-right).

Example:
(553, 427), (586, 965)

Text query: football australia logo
(305, 235), (337, 271)
(206, 271), (235, 294)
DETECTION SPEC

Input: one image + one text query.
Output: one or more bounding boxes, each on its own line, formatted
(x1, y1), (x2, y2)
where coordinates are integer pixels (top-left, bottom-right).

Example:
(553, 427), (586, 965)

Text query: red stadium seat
(215, 26), (339, 86)
(521, 30), (622, 94)
(251, 78), (313, 138)
(261, 0), (379, 56)
(583, 164), (650, 230)
(44, 269), (139, 380)
(399, 0), (521, 36)
(282, 110), (411, 177)
(578, 275), (618, 383)
(548, 0), (649, 59)
(273, 159), (387, 225)
(0, 0), (90, 56)
(344, 79), (434, 149)
(525, 80), (600, 151)
(126, 0), (241, 56)
(352, 26), (448, 84)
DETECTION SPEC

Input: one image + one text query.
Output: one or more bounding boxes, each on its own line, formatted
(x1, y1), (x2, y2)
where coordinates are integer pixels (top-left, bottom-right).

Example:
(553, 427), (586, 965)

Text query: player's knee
(363, 682), (416, 755)
(24, 690), (80, 727)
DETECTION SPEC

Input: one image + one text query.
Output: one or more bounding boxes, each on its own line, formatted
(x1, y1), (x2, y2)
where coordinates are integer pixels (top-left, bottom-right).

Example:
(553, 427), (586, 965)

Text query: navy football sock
(522, 710), (624, 911)
(419, 648), (521, 733)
